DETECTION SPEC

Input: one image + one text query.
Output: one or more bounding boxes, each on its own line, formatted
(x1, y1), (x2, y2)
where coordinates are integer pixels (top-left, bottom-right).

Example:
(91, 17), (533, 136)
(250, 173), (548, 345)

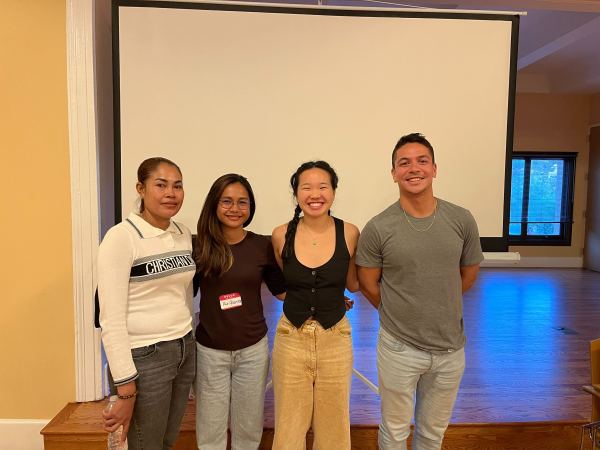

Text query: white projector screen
(114, 1), (519, 251)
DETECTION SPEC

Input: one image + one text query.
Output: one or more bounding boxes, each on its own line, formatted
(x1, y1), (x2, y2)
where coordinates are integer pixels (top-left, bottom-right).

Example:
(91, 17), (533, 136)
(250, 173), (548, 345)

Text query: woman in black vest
(271, 161), (360, 450)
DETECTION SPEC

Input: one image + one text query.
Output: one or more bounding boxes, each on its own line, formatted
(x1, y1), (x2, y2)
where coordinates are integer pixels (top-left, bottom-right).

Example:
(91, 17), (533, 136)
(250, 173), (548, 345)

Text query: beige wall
(0, 1), (75, 418)
(511, 93), (591, 258)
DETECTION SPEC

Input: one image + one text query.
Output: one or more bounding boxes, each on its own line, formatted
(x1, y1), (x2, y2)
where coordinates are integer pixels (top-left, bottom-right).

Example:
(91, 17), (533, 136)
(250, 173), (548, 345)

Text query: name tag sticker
(219, 293), (242, 310)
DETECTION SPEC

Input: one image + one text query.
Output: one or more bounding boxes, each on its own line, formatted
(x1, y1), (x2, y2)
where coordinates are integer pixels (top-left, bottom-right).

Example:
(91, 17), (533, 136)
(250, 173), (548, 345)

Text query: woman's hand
(103, 383), (137, 443)
(103, 396), (135, 442)
(344, 296), (354, 311)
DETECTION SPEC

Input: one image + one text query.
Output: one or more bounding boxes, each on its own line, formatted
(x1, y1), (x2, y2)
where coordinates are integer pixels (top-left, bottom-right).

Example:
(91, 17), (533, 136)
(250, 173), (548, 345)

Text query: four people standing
(98, 134), (483, 449)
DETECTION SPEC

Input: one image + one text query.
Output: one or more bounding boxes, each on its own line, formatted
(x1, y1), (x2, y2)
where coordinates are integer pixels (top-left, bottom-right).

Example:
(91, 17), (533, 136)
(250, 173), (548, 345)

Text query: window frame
(508, 151), (576, 246)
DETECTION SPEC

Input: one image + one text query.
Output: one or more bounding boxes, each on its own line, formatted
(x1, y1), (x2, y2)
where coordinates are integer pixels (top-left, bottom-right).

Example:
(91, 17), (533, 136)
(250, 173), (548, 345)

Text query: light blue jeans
(377, 327), (465, 450)
(195, 335), (269, 450)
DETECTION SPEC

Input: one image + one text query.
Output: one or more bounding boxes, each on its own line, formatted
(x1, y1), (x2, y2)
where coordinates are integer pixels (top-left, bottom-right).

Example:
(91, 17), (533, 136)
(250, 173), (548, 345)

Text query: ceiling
(232, 0), (600, 94)
(398, 0), (600, 94)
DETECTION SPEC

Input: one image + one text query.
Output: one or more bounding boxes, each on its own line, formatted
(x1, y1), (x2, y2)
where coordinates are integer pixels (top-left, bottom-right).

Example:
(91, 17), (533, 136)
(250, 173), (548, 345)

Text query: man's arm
(344, 223), (361, 293)
(460, 264), (480, 293)
(357, 266), (382, 309)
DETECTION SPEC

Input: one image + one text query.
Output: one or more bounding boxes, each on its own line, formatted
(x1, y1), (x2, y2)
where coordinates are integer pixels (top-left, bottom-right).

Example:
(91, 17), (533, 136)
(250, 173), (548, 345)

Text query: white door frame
(66, 0), (104, 402)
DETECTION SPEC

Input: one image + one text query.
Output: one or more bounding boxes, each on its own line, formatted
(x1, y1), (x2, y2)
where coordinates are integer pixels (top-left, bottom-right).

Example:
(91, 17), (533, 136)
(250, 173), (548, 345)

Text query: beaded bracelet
(117, 391), (137, 400)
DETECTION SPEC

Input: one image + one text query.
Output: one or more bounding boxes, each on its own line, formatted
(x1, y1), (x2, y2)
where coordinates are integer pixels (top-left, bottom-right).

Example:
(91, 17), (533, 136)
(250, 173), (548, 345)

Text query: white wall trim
(66, 0), (103, 402)
(0, 420), (48, 450)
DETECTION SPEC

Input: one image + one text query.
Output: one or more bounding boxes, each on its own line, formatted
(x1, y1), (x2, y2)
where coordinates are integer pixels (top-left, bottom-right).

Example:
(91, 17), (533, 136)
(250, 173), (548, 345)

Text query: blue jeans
(195, 335), (269, 450)
(113, 330), (196, 450)
(377, 327), (465, 450)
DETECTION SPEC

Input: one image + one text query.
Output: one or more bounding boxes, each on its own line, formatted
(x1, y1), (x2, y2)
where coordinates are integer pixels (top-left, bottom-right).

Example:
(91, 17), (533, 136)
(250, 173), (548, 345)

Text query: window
(509, 152), (576, 245)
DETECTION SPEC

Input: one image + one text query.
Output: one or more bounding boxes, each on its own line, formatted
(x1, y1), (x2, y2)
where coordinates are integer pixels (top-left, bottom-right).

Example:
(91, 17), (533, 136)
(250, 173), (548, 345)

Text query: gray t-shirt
(356, 198), (483, 353)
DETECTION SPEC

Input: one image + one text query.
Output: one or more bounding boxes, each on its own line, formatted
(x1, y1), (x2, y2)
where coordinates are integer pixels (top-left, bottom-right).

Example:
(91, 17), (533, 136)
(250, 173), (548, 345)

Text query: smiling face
(136, 162), (184, 228)
(295, 167), (336, 218)
(216, 182), (251, 231)
(391, 142), (437, 197)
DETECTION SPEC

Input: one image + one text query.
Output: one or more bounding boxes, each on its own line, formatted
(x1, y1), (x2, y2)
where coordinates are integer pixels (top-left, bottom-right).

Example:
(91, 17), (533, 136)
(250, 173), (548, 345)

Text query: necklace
(303, 224), (320, 246)
(402, 200), (437, 232)
(300, 218), (330, 246)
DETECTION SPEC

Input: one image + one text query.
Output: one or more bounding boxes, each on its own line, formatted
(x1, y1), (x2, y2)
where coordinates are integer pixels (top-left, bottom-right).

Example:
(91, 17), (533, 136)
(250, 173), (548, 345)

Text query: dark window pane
(527, 222), (560, 236)
(509, 223), (521, 235)
(527, 159), (564, 223)
(510, 159), (525, 223)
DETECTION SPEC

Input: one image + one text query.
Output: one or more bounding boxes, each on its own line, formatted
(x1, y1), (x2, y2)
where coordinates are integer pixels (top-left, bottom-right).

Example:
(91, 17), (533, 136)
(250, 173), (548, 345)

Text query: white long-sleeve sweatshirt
(97, 212), (195, 385)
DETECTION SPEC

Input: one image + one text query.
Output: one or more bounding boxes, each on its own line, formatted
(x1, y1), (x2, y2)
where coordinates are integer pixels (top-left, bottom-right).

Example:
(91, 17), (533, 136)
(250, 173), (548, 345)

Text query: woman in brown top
(193, 174), (285, 450)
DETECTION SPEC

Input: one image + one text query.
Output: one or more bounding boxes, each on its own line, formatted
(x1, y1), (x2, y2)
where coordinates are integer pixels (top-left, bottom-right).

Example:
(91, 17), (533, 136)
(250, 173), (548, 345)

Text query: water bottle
(104, 395), (128, 450)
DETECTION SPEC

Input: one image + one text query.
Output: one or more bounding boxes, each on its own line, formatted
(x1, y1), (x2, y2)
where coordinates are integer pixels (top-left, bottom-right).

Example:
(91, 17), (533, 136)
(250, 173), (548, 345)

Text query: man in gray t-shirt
(356, 133), (483, 450)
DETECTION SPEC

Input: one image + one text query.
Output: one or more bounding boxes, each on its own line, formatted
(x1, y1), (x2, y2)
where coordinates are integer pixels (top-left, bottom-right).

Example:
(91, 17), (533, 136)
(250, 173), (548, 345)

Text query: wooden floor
(264, 267), (600, 426)
(43, 268), (600, 449)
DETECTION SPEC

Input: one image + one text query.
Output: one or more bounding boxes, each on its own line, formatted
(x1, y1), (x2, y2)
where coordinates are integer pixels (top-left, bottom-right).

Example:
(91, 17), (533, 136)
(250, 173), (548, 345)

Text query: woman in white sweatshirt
(98, 157), (196, 450)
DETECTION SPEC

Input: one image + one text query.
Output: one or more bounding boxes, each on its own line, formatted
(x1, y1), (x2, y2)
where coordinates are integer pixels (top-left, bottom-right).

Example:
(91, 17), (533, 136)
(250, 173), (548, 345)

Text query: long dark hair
(194, 174), (256, 277)
(281, 161), (338, 261)
(137, 157), (182, 212)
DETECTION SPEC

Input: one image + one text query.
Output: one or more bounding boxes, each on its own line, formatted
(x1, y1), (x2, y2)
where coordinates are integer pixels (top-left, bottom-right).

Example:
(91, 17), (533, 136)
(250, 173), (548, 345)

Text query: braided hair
(281, 161), (339, 261)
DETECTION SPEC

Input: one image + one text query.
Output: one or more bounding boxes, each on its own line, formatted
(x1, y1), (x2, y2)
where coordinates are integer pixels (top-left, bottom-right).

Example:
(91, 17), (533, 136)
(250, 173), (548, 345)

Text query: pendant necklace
(304, 225), (319, 246)
(301, 219), (329, 246)
(402, 199), (437, 232)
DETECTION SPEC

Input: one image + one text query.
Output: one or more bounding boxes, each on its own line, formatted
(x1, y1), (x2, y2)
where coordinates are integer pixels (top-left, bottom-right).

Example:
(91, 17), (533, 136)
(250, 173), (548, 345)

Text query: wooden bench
(580, 338), (600, 450)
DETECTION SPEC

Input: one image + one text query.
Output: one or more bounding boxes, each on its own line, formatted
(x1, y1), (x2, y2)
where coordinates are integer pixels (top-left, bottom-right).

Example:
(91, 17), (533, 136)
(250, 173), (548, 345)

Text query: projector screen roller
(114, 1), (519, 251)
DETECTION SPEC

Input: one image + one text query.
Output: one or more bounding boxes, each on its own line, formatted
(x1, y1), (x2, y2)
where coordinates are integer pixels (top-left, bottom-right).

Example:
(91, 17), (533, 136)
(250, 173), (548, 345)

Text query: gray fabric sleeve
(356, 220), (383, 268)
(460, 210), (484, 267)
